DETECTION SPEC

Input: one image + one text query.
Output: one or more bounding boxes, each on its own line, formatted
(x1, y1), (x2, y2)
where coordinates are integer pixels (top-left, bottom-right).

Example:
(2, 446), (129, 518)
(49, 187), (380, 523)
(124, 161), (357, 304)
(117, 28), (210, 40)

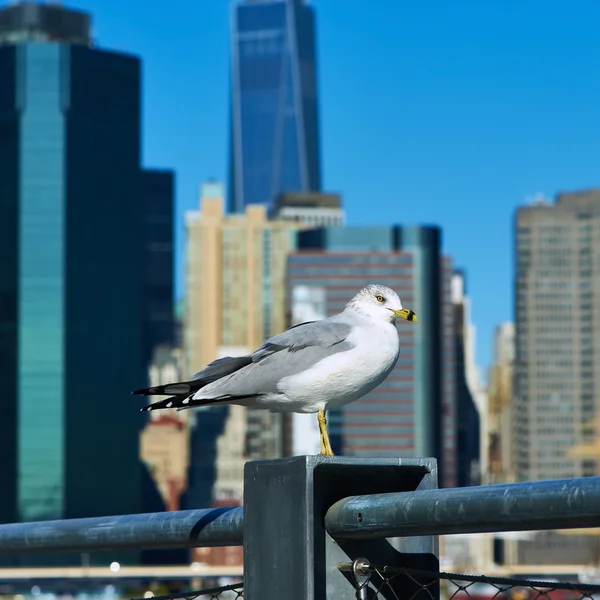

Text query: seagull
(132, 284), (417, 456)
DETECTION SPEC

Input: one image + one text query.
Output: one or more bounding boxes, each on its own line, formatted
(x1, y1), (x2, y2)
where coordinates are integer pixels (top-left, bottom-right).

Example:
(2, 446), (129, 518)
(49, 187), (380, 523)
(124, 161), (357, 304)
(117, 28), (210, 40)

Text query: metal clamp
(338, 558), (372, 599)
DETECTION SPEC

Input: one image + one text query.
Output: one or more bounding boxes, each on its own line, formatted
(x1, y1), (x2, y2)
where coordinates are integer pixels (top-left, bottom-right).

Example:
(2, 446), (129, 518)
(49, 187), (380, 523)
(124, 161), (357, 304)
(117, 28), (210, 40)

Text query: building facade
(271, 191), (345, 226)
(228, 0), (321, 213)
(487, 322), (515, 484)
(184, 181), (300, 504)
(287, 226), (458, 487)
(0, 4), (171, 565)
(141, 169), (175, 365)
(514, 189), (600, 564)
(451, 271), (483, 487)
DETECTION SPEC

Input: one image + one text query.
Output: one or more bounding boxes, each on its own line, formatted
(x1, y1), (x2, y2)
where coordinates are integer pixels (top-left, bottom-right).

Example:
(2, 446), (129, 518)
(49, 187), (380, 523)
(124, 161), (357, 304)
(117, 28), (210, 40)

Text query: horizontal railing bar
(0, 506), (243, 555)
(325, 476), (600, 539)
(4, 475), (600, 555)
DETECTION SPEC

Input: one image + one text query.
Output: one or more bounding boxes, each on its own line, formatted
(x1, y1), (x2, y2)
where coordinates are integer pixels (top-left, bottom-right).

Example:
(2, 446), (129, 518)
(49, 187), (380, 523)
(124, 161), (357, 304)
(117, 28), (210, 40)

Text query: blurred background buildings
(1, 0), (600, 583)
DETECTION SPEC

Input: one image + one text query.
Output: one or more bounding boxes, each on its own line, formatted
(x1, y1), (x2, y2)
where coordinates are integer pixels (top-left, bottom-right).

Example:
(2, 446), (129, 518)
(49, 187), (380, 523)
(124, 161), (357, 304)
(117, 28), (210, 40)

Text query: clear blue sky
(64, 0), (600, 371)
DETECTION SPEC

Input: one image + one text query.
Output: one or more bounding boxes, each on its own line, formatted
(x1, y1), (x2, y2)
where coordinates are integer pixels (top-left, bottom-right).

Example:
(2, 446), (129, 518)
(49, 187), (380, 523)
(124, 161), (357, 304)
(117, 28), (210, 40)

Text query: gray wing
(194, 318), (355, 399)
(252, 319), (353, 361)
(134, 319), (351, 399)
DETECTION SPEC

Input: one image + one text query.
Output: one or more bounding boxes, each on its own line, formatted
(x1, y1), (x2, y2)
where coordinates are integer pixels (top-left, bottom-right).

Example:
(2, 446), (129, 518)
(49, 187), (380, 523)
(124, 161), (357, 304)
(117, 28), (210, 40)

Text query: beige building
(514, 189), (600, 565)
(140, 415), (189, 512)
(185, 181), (302, 502)
(140, 345), (189, 511)
(486, 322), (515, 484)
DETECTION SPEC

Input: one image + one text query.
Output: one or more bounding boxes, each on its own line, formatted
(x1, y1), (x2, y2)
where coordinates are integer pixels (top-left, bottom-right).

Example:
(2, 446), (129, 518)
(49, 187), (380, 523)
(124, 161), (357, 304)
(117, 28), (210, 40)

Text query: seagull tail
(140, 396), (187, 412)
(140, 394), (263, 413)
(132, 380), (201, 397)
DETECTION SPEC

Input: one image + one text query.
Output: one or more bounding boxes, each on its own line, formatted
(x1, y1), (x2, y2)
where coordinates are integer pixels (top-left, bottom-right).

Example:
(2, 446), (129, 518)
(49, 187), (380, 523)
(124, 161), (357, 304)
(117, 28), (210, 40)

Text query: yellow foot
(317, 409), (335, 456)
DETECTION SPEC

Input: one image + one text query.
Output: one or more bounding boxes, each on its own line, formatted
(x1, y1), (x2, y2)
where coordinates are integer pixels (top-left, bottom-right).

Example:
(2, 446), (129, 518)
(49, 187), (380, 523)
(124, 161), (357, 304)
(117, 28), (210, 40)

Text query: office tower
(185, 181), (300, 493)
(487, 322), (515, 484)
(271, 191), (345, 226)
(229, 0), (321, 213)
(514, 189), (600, 480)
(0, 3), (169, 564)
(514, 189), (600, 564)
(451, 271), (484, 487)
(142, 169), (175, 364)
(287, 226), (458, 487)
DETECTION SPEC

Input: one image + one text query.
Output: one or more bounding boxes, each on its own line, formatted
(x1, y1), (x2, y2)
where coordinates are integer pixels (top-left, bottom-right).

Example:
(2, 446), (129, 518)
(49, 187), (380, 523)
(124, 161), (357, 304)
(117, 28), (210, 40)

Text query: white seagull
(133, 284), (417, 456)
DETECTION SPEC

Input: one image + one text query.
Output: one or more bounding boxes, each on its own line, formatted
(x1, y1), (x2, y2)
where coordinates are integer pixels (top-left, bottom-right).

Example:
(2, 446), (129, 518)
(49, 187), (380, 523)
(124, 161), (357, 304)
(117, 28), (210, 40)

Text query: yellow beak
(390, 308), (417, 322)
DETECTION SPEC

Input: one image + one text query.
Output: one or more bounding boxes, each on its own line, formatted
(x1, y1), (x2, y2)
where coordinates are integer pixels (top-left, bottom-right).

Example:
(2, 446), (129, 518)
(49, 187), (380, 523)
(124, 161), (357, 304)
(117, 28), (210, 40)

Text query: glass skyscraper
(228, 0), (321, 213)
(141, 169), (175, 365)
(0, 4), (168, 563)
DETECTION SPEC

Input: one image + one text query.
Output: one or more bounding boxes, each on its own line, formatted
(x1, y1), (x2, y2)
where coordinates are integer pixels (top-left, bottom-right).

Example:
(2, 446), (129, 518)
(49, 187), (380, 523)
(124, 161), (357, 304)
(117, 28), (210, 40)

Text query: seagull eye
(375, 295), (385, 303)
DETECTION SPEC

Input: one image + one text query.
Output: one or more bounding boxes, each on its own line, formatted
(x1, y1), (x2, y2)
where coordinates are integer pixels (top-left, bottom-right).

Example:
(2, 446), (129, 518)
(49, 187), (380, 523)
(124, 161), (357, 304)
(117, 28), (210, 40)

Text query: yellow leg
(317, 409), (335, 456)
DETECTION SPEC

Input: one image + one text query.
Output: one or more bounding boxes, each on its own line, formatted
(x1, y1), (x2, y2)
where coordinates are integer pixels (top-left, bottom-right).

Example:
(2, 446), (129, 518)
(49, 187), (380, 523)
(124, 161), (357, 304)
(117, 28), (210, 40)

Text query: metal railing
(1, 456), (600, 600)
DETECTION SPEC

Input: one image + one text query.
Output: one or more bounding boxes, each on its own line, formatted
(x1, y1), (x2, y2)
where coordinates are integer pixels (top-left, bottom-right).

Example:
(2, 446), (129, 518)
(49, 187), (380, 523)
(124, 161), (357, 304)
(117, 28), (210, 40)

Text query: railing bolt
(352, 557), (372, 599)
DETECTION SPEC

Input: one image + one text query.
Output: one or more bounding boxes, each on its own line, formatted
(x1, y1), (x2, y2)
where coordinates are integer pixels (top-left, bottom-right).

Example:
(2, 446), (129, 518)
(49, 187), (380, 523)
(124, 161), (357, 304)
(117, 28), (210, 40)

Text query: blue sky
(68, 0), (600, 371)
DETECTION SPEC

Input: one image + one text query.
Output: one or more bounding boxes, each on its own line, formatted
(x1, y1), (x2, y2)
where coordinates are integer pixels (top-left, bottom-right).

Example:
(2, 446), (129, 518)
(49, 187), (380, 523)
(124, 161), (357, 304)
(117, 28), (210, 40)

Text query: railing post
(243, 456), (439, 600)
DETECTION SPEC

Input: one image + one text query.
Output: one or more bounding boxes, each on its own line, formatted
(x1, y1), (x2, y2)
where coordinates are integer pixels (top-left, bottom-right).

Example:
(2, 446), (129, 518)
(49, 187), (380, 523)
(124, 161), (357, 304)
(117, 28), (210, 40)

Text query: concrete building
(270, 191), (345, 226)
(487, 322), (515, 484)
(514, 189), (600, 564)
(141, 345), (189, 513)
(286, 226), (458, 487)
(184, 181), (301, 505)
(140, 414), (189, 512)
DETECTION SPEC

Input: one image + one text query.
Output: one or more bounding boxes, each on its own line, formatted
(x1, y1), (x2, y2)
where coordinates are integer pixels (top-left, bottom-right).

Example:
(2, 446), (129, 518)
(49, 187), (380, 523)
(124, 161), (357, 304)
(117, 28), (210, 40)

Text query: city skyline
(62, 0), (600, 371)
(2, 0), (600, 578)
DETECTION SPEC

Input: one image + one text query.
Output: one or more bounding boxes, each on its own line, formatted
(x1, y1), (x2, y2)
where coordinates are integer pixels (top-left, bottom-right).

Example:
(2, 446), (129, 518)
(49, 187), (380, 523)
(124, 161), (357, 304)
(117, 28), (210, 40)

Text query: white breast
(278, 318), (400, 413)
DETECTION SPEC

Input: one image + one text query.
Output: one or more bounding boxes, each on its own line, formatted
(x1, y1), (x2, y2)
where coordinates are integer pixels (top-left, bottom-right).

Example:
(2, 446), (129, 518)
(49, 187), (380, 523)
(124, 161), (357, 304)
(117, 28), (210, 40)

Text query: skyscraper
(286, 226), (458, 487)
(0, 3), (165, 558)
(514, 189), (600, 564)
(142, 169), (175, 365)
(229, 0), (321, 213)
(487, 322), (515, 484)
(451, 271), (483, 487)
(184, 182), (300, 495)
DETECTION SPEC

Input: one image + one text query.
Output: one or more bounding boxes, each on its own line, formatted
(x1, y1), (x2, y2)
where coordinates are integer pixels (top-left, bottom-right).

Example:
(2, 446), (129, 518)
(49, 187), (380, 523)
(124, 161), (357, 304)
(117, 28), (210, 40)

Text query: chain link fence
(129, 565), (600, 600)
(132, 582), (243, 600)
(338, 560), (600, 600)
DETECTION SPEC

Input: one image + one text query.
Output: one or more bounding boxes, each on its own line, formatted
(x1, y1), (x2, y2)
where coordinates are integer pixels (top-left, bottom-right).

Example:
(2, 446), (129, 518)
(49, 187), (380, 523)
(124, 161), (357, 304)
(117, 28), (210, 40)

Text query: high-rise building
(0, 3), (169, 563)
(142, 169), (175, 364)
(229, 0), (321, 213)
(271, 191), (345, 226)
(286, 226), (458, 487)
(487, 322), (515, 484)
(451, 271), (484, 487)
(514, 189), (600, 564)
(184, 182), (300, 499)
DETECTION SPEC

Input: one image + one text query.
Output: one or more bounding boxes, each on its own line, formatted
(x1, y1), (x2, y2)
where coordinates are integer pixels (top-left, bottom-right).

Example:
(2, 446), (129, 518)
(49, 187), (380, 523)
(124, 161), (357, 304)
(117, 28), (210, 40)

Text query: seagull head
(346, 284), (418, 324)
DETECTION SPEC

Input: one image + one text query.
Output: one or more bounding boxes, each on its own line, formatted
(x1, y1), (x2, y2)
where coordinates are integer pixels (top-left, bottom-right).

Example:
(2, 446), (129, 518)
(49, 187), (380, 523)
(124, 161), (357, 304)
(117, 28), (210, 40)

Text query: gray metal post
(243, 456), (439, 600)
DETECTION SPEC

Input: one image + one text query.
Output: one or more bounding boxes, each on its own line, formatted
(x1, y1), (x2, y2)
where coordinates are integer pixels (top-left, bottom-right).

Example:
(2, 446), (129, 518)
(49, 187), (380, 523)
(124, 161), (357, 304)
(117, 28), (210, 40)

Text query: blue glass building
(0, 4), (163, 562)
(288, 226), (459, 487)
(228, 0), (321, 213)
